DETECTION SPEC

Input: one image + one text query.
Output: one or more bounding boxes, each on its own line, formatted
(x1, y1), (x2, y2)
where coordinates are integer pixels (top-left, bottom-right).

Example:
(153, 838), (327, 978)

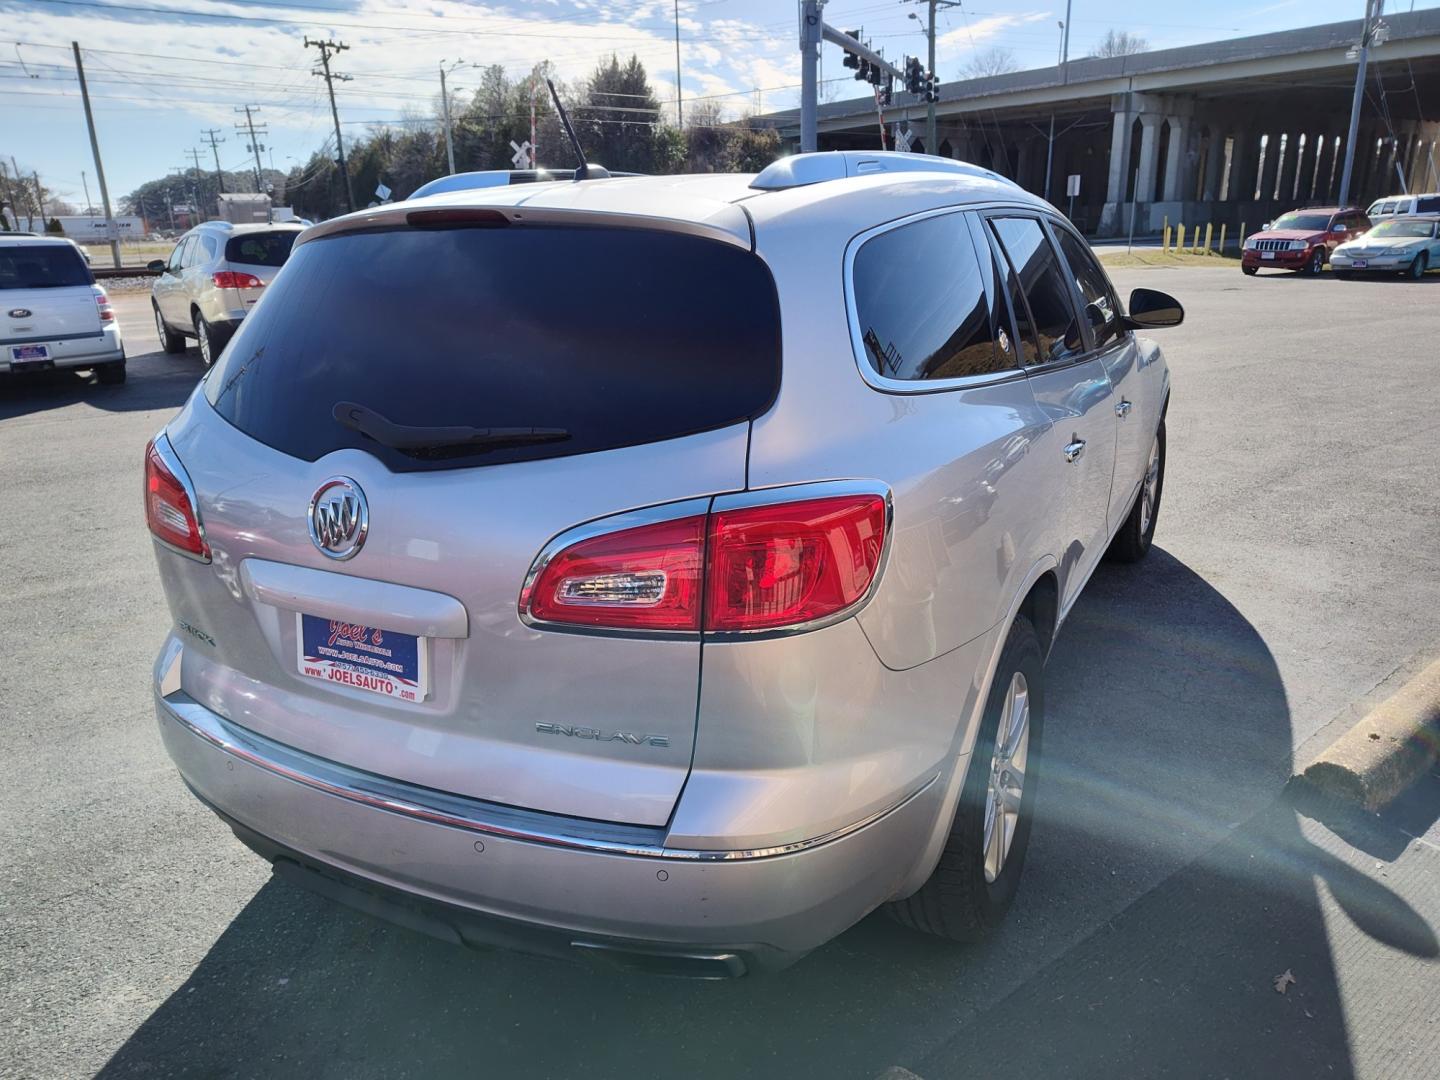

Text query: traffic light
(925, 71), (941, 103)
(868, 55), (884, 85)
(856, 58), (871, 82)
(842, 31), (861, 69)
(904, 56), (924, 95)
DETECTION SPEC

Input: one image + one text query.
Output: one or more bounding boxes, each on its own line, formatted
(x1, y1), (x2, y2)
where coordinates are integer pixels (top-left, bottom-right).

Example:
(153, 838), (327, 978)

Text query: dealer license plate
(1352, 260), (1368, 269)
(9, 344), (49, 366)
(1261, 251), (1276, 260)
(296, 613), (427, 702)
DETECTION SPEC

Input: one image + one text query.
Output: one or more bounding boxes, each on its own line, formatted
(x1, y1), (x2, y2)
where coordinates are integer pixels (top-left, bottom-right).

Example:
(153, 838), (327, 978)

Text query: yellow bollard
(1163, 215), (1169, 252)
(1219, 223), (1228, 255)
(1177, 222), (1186, 252)
(1203, 223), (1213, 255)
(1240, 221), (1246, 252)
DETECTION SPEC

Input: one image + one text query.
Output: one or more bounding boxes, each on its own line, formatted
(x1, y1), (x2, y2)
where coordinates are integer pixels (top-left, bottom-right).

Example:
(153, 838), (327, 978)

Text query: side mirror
(147, 259), (166, 272)
(1332, 224), (1347, 233)
(1124, 288), (1184, 330)
(1262, 222), (1273, 230)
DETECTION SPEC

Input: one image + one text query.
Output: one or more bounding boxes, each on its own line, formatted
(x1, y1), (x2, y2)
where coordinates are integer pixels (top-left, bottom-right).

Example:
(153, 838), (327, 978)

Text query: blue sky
(2, 0), (1434, 208)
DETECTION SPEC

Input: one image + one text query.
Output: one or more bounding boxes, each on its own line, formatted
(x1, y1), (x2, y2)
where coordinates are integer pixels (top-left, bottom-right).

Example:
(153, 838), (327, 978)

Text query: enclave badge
(308, 477), (369, 560)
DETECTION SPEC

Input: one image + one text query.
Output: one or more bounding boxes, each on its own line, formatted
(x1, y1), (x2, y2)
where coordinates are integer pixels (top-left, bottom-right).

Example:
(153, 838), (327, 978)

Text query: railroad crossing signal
(510, 139), (534, 169)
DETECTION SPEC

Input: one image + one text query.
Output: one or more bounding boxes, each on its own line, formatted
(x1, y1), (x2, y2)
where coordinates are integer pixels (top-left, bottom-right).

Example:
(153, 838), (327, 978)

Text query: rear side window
(0, 244), (92, 289)
(199, 234), (220, 260)
(1418, 196), (1440, 213)
(989, 217), (1084, 366)
(851, 211), (1008, 382)
(205, 224), (781, 472)
(226, 231), (297, 267)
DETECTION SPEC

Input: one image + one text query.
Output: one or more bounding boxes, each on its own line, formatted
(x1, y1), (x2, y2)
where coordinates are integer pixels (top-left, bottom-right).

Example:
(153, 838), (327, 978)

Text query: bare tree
(1091, 29), (1149, 58)
(958, 46), (1020, 79)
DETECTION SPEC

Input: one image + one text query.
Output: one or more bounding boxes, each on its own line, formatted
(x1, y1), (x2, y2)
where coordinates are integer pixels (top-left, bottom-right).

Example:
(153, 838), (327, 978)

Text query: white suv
(148, 221), (303, 366)
(1, 233), (125, 384)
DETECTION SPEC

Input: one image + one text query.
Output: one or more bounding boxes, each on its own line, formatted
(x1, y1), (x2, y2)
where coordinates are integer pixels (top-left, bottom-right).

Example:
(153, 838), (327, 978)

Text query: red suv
(1241, 207), (1370, 276)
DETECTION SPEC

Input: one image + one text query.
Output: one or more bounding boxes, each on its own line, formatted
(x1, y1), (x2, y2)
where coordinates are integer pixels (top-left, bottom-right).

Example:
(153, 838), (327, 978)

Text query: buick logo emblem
(8, 308), (31, 319)
(308, 477), (368, 560)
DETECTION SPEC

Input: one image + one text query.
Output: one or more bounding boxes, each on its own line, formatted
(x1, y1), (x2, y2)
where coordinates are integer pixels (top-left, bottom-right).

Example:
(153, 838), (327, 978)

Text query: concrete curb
(1294, 656), (1440, 811)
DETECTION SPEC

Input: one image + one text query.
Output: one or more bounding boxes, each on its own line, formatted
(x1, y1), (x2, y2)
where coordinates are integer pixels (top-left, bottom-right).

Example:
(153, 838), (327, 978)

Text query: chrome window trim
(160, 687), (934, 861)
(149, 431), (211, 564)
(843, 205), (1028, 395)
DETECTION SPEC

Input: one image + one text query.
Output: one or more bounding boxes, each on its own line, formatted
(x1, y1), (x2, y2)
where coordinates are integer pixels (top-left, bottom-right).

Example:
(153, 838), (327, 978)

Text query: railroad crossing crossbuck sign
(891, 124), (914, 153)
(510, 140), (534, 169)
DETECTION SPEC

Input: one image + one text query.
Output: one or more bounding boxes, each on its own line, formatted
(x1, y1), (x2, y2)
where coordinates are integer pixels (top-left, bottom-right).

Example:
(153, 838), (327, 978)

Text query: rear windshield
(225, 231), (297, 267)
(204, 224), (781, 472)
(0, 244), (92, 289)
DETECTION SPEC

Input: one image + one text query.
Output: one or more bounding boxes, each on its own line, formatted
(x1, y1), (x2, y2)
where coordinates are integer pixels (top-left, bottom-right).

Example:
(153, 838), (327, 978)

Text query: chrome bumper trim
(159, 689), (934, 862)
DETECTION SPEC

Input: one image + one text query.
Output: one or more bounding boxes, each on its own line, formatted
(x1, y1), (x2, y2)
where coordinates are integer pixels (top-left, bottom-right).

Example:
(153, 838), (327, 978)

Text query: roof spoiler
(750, 151), (1015, 191)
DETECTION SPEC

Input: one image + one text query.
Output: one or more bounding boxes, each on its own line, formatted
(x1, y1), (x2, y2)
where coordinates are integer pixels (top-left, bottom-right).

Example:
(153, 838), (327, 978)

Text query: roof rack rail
(750, 150), (1014, 192)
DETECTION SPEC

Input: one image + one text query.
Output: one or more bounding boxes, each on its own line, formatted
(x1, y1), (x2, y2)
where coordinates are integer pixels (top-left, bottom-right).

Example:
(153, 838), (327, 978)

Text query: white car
(1, 233), (125, 383)
(1365, 193), (1440, 219)
(1331, 215), (1440, 278)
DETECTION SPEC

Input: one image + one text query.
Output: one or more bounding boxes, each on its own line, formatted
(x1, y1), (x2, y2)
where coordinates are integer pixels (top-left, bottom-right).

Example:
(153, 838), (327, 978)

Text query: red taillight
(524, 515), (705, 630)
(93, 285), (113, 322)
(145, 438), (210, 560)
(521, 493), (886, 634)
(212, 271), (264, 290)
(705, 495), (886, 632)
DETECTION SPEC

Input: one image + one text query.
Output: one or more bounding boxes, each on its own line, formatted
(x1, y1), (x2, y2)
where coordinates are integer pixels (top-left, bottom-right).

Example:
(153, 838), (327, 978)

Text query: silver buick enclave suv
(147, 152), (1181, 977)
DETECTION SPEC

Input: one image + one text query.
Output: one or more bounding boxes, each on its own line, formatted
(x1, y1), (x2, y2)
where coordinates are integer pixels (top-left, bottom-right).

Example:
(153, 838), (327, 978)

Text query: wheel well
(1018, 572), (1059, 660)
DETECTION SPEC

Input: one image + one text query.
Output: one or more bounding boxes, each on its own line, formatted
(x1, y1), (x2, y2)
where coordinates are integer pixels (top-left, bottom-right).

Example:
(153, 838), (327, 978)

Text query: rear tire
(96, 360), (126, 385)
(193, 311), (216, 367)
(1242, 264), (1258, 276)
(1409, 252), (1428, 280)
(886, 616), (1045, 942)
(1107, 418), (1166, 563)
(154, 304), (185, 354)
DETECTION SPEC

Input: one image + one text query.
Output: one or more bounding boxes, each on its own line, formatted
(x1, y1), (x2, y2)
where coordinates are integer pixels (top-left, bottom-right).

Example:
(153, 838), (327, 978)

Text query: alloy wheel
(1139, 434), (1161, 534)
(154, 307), (166, 342)
(983, 671), (1031, 884)
(196, 319), (211, 366)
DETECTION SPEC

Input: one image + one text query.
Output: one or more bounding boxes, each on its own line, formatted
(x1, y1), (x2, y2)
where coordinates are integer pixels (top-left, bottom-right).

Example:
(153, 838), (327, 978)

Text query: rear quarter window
(204, 224), (781, 472)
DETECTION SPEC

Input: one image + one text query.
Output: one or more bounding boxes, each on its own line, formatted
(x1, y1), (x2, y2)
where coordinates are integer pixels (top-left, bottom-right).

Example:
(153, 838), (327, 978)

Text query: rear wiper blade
(333, 401), (569, 453)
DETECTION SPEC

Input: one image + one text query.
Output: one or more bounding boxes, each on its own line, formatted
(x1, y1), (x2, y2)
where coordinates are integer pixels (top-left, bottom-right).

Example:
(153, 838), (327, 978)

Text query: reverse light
(213, 271), (265, 289)
(145, 436), (210, 561)
(92, 285), (114, 322)
(521, 490), (888, 635)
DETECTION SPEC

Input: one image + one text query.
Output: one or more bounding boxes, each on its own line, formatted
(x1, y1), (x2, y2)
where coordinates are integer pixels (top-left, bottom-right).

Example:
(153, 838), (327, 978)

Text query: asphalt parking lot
(3, 273), (1439, 1080)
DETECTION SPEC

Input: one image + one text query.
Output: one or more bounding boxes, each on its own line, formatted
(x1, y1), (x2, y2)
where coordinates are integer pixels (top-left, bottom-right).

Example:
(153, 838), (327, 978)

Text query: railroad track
(93, 265), (161, 279)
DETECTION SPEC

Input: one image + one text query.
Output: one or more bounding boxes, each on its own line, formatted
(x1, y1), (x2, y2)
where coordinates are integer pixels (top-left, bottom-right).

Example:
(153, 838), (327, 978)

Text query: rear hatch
(1, 244), (101, 345)
(161, 213), (780, 826)
(221, 230), (297, 314)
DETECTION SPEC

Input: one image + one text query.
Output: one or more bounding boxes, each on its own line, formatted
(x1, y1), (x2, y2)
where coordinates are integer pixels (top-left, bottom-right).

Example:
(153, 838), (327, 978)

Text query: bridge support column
(1099, 102), (1136, 235)
(1161, 116), (1189, 202)
(1135, 114), (1162, 205)
(1202, 128), (1228, 201)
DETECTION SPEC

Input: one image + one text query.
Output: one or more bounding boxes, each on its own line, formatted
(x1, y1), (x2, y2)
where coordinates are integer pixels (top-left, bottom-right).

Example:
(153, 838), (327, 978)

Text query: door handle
(1063, 438), (1086, 463)
(1115, 399), (1133, 418)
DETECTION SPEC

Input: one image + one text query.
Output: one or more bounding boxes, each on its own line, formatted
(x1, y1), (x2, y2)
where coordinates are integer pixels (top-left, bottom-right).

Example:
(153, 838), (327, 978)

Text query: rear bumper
(2, 329), (123, 371)
(155, 686), (942, 974)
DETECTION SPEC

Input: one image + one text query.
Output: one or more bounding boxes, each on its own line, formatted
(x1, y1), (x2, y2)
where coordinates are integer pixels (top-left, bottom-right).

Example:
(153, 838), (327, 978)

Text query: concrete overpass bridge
(762, 8), (1440, 237)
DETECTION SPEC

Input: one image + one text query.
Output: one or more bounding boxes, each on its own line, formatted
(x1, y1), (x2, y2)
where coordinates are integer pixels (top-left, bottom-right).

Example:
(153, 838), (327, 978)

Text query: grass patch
(1097, 249), (1242, 269)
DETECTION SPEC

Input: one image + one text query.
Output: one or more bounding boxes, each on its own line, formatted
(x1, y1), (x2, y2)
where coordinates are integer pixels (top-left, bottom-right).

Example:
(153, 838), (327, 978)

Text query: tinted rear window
(225, 231), (297, 267)
(205, 224), (781, 472)
(0, 245), (92, 289)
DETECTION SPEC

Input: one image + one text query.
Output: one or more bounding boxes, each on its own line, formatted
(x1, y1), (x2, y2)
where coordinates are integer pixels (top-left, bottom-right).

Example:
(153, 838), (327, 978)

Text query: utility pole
(674, 0), (683, 127)
(1339, 0), (1387, 207)
(201, 127), (226, 196)
(1043, 0), (1072, 201)
(306, 37), (355, 214)
(234, 105), (268, 193)
(799, 3), (909, 152)
(71, 42), (120, 268)
(911, 1), (960, 157)
(439, 60), (461, 175)
(32, 172), (45, 224)
(9, 156), (32, 229)
(81, 169), (92, 215)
